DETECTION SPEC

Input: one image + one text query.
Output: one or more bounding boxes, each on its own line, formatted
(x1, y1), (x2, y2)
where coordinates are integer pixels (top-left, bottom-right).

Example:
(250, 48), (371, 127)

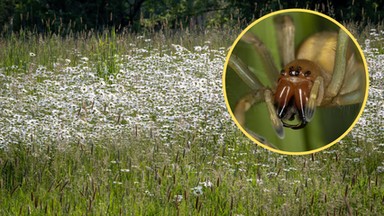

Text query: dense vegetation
(0, 0), (383, 33)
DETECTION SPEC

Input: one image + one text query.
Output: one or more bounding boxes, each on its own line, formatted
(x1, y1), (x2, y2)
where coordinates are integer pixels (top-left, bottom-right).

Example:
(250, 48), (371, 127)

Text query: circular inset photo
(223, 9), (369, 154)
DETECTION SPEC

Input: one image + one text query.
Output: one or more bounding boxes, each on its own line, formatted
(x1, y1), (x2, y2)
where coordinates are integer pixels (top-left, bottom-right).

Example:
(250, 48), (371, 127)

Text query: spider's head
(274, 59), (321, 129)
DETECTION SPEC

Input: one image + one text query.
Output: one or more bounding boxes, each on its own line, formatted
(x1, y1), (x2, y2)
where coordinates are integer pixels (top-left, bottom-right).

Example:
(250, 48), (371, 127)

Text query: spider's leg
(234, 88), (284, 143)
(324, 29), (349, 100)
(229, 53), (265, 126)
(265, 89), (284, 138)
(274, 15), (295, 67)
(234, 89), (279, 147)
(244, 128), (279, 149)
(234, 89), (264, 127)
(241, 32), (279, 88)
(229, 55), (263, 90)
(229, 55), (282, 146)
(332, 89), (365, 105)
(306, 76), (324, 122)
(333, 54), (366, 105)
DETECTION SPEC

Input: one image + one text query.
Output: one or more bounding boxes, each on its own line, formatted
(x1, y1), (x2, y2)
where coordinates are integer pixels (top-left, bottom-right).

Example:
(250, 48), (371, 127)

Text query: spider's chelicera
(275, 59), (320, 129)
(227, 14), (365, 146)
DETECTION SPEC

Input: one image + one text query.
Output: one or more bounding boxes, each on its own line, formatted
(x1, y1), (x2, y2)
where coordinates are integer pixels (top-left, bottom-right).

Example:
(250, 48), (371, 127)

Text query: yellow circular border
(222, 8), (370, 155)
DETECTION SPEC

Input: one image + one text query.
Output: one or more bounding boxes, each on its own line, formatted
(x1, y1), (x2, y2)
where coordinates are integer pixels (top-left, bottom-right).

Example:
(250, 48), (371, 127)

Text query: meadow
(0, 23), (383, 215)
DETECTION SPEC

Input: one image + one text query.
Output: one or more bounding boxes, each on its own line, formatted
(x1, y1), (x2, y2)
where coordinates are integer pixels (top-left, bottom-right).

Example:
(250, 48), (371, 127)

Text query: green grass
(1, 132), (384, 215)
(0, 27), (238, 77)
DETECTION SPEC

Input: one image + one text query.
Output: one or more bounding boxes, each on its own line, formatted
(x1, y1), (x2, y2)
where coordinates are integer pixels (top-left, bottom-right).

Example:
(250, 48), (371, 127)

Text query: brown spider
(225, 11), (367, 149)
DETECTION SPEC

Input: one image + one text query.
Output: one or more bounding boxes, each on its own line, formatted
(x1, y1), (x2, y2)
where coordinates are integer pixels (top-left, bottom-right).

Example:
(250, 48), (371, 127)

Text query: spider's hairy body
(297, 32), (338, 79)
(297, 32), (364, 106)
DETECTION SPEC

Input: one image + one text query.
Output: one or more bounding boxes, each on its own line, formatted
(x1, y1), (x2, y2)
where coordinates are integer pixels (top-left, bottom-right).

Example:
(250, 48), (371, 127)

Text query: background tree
(0, 0), (383, 34)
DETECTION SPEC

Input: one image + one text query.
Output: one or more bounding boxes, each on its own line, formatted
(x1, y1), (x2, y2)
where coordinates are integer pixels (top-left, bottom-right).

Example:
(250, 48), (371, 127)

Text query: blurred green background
(225, 11), (364, 152)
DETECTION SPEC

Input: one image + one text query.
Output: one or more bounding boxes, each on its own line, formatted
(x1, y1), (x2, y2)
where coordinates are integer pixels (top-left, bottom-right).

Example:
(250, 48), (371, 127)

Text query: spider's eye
(288, 66), (299, 76)
(280, 69), (285, 75)
(304, 71), (311, 77)
(289, 70), (299, 76)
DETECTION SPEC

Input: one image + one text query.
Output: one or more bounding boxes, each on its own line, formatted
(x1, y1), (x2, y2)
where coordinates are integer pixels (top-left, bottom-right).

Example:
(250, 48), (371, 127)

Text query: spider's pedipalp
(265, 89), (284, 138)
(306, 76), (324, 121)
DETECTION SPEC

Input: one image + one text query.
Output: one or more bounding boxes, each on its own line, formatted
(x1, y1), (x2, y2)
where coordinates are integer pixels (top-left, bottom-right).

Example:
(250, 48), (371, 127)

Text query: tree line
(0, 0), (382, 34)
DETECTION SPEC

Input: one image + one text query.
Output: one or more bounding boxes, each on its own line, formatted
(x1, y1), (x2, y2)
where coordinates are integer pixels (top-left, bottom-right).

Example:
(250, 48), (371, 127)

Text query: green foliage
(1, 0), (384, 34)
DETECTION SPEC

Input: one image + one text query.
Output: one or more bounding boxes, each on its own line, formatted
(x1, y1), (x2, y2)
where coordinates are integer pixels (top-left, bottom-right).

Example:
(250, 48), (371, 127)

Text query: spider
(224, 11), (367, 150)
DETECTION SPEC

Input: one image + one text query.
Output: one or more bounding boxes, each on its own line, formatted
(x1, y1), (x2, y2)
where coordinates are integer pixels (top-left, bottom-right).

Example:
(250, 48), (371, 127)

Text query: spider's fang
(282, 119), (308, 129)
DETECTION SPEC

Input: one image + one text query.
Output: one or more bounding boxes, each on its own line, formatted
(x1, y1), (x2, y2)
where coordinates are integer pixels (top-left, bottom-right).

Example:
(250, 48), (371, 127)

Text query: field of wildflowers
(0, 38), (228, 149)
(0, 25), (383, 214)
